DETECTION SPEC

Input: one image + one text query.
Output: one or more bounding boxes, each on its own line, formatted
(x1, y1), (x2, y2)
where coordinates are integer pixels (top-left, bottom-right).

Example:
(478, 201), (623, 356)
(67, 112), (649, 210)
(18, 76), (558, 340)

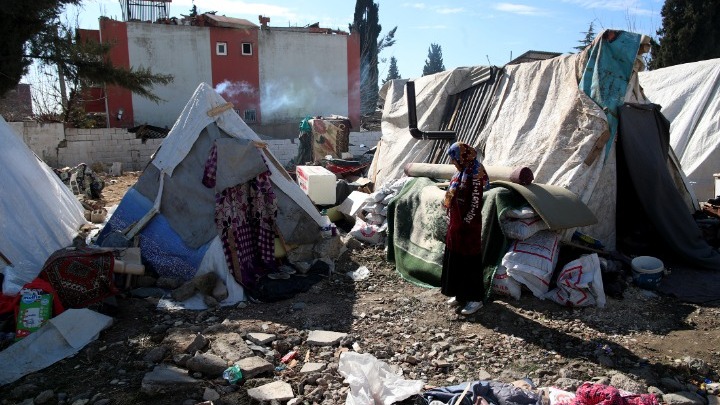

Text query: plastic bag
(338, 351), (423, 405)
(546, 254), (606, 308)
(349, 217), (384, 245)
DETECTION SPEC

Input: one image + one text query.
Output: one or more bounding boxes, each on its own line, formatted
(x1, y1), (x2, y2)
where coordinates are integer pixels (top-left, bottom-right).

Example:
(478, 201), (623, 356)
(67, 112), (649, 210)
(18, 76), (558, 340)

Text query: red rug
(40, 248), (118, 309)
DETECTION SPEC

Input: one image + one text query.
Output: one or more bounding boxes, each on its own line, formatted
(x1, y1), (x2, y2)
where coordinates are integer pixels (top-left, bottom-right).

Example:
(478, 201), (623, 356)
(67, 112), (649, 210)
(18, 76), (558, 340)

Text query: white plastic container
(630, 256), (664, 290)
(296, 165), (336, 205)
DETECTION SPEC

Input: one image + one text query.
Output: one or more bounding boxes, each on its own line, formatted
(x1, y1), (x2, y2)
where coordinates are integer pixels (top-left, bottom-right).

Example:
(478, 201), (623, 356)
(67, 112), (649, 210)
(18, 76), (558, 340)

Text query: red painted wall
(77, 29), (105, 115)
(99, 19), (134, 127)
(209, 27), (261, 124)
(347, 32), (361, 130)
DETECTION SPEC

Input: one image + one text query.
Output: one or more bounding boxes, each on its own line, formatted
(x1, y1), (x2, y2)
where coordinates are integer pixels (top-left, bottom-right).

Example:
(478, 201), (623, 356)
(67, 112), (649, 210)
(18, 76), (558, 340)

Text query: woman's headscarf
(443, 142), (481, 208)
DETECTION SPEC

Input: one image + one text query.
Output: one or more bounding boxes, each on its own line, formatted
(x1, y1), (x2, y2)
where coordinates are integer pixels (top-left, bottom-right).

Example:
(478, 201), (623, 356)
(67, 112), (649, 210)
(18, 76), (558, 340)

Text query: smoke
(214, 80), (257, 98)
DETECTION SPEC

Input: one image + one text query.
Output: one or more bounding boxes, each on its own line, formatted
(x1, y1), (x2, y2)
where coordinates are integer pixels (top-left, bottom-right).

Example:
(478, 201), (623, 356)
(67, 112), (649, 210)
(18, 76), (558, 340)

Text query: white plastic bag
(349, 217), (384, 245)
(365, 212), (386, 226)
(546, 254), (606, 308)
(338, 352), (423, 405)
(492, 265), (522, 300)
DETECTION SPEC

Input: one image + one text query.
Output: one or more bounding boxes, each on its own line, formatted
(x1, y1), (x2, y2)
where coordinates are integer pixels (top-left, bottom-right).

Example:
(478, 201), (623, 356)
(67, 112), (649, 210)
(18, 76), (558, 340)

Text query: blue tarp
(97, 188), (210, 280)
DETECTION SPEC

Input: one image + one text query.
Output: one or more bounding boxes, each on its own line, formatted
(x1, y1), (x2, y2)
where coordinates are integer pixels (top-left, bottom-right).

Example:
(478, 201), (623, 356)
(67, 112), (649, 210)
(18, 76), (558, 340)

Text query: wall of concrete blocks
(18, 120), (383, 172)
(59, 128), (164, 171)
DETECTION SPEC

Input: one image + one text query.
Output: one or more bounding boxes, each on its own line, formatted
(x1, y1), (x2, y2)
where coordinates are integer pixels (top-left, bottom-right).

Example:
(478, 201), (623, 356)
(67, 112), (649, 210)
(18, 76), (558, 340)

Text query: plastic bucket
(631, 256), (664, 290)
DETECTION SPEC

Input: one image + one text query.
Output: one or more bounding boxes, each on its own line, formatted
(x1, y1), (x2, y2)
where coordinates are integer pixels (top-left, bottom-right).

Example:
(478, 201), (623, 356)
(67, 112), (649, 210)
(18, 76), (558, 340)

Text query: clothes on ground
(422, 380), (543, 405)
(54, 163), (105, 199)
(570, 382), (658, 405)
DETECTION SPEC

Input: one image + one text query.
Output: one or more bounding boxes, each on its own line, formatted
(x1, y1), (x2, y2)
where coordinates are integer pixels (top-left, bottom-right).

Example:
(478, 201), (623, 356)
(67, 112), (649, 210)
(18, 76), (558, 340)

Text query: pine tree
(651, 0), (720, 69)
(350, 0), (397, 114)
(382, 56), (401, 84)
(422, 44), (445, 76)
(574, 22), (596, 51)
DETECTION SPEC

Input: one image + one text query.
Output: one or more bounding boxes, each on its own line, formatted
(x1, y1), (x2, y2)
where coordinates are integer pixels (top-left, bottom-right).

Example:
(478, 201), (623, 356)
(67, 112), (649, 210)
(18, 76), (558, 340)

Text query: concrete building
(81, 13), (360, 137)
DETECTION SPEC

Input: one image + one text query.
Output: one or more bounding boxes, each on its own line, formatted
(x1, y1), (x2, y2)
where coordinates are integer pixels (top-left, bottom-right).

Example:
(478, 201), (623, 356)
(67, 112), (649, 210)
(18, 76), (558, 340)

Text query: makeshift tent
(639, 58), (720, 202)
(0, 116), (87, 295)
(97, 83), (324, 303)
(370, 30), (720, 293)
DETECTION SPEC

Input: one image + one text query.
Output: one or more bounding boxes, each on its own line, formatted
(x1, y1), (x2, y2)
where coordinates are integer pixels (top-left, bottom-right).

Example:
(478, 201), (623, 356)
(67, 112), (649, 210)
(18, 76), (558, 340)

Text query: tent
(0, 116), (87, 295)
(97, 83), (324, 304)
(370, 31), (720, 282)
(639, 58), (720, 202)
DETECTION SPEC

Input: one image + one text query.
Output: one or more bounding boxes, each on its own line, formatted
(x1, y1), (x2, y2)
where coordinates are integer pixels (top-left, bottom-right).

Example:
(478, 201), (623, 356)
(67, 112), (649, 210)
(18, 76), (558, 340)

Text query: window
(241, 42), (253, 56)
(244, 109), (256, 123)
(216, 42), (227, 55)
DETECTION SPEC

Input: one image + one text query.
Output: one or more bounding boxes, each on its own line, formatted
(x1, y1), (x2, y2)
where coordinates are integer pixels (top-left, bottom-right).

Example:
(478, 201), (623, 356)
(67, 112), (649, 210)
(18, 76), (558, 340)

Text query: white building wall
(127, 23), (212, 128)
(258, 30), (349, 124)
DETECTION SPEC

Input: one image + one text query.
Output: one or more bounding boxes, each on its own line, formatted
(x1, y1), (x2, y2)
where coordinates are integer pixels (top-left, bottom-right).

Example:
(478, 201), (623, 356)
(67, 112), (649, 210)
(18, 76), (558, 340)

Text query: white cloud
(560, 0), (654, 16)
(494, 3), (549, 16)
(436, 7), (464, 14)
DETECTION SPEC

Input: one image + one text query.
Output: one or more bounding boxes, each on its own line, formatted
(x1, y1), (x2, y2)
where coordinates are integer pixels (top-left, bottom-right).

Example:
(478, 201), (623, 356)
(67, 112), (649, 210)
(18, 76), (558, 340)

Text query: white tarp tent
(0, 116), (87, 295)
(639, 58), (720, 201)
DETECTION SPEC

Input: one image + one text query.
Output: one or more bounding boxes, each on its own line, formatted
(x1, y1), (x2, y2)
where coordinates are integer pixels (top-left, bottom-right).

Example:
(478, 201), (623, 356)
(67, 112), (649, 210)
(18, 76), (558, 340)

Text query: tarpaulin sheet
(0, 117), (86, 295)
(639, 58), (720, 201)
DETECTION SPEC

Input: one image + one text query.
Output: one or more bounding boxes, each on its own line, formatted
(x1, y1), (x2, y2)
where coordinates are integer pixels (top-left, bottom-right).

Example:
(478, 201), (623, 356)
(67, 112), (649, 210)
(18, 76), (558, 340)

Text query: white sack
(492, 265), (522, 300)
(503, 231), (560, 298)
(547, 253), (606, 308)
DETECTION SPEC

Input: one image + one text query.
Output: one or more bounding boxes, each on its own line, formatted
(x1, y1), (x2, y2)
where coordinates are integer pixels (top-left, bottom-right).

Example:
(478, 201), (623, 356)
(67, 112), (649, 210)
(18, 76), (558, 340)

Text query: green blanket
(387, 179), (525, 298)
(387, 177), (448, 288)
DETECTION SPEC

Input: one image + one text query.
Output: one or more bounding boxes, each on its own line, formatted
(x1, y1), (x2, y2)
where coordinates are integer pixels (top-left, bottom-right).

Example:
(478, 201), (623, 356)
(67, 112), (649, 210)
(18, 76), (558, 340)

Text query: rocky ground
(1, 175), (720, 405)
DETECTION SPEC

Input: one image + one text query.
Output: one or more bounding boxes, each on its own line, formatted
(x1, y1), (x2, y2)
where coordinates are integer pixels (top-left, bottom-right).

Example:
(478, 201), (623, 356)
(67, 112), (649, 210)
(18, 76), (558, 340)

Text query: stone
(648, 386), (665, 396)
(203, 388), (220, 401)
(210, 332), (255, 362)
(662, 392), (706, 405)
(186, 352), (228, 377)
(193, 273), (218, 295)
(300, 363), (327, 373)
(478, 368), (492, 381)
(236, 356), (274, 379)
(247, 381), (294, 402)
(212, 278), (228, 301)
(143, 346), (168, 363)
(11, 384), (38, 399)
(611, 373), (647, 394)
(163, 328), (202, 354)
(313, 237), (346, 260)
(186, 334), (209, 353)
(173, 353), (192, 367)
(553, 378), (583, 391)
(247, 333), (276, 346)
(661, 377), (686, 392)
(156, 277), (182, 289)
(287, 244), (314, 263)
(94, 399), (111, 405)
(72, 400), (90, 405)
(307, 330), (348, 346)
(171, 281), (197, 302)
(141, 365), (199, 394)
(683, 357), (710, 375)
(34, 390), (55, 404)
(707, 395), (719, 405)
(597, 355), (615, 368)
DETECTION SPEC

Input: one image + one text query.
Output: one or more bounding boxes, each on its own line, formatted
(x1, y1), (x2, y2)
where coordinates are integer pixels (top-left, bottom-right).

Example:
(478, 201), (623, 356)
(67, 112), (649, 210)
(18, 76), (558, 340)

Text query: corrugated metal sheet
(426, 67), (503, 163)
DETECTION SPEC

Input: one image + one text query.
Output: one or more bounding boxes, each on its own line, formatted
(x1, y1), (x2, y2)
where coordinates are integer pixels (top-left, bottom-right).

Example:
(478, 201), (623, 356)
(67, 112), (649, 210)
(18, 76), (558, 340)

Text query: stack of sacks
(546, 253), (606, 307)
(492, 205), (555, 300)
(349, 178), (410, 245)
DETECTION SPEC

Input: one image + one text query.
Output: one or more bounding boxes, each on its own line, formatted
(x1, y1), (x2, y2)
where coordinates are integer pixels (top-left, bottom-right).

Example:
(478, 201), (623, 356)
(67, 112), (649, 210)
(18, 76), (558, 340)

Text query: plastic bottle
(320, 209), (332, 238)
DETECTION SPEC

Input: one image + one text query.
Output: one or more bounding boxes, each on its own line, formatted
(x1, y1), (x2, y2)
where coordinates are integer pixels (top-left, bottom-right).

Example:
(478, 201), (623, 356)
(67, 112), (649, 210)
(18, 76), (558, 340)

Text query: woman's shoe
(446, 296), (459, 306)
(460, 301), (483, 315)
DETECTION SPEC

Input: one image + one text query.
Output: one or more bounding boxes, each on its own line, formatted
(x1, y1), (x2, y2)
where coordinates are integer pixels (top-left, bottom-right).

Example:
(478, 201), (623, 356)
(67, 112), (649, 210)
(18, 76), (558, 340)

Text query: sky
(65, 0), (664, 80)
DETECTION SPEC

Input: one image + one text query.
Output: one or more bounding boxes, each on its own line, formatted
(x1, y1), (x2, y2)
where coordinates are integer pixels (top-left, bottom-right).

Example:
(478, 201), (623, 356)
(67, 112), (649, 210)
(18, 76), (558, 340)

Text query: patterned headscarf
(443, 142), (480, 208)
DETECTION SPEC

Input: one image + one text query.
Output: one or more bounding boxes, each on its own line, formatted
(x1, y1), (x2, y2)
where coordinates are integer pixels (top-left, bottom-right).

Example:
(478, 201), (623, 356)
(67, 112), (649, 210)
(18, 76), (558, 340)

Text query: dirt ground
(1, 174), (719, 405)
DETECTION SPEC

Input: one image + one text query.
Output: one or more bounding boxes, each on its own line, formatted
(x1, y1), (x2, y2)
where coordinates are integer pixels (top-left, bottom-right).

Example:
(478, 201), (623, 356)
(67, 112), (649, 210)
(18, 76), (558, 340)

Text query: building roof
(202, 13), (258, 29)
(507, 50), (562, 65)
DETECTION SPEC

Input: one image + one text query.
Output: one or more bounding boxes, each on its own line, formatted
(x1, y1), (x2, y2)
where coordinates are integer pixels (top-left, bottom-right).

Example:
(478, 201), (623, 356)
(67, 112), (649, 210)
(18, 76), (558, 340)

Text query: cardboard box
(296, 165), (336, 205)
(16, 289), (53, 340)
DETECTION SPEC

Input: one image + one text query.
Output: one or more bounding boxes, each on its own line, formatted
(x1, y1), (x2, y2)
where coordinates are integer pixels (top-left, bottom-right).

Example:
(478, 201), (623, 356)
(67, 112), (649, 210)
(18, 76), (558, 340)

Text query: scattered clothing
(54, 163), (105, 199)
(571, 383), (658, 405)
(203, 143), (278, 290)
(422, 380), (543, 405)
